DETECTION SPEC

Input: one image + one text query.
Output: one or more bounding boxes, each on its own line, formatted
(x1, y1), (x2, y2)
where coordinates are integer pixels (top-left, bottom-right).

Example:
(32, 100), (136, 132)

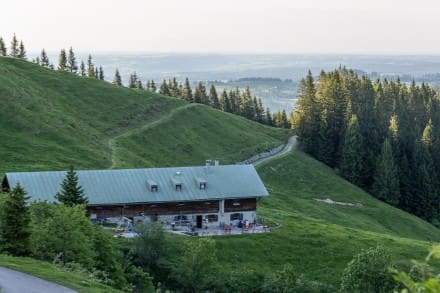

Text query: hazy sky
(2, 0), (440, 54)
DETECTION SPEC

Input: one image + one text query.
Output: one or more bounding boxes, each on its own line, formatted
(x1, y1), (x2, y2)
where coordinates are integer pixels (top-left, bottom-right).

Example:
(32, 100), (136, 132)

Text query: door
(196, 215), (203, 228)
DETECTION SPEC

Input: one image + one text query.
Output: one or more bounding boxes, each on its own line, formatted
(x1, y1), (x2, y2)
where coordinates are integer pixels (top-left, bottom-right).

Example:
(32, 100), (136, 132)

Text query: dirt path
(252, 136), (297, 166)
(0, 267), (76, 293)
(108, 103), (197, 168)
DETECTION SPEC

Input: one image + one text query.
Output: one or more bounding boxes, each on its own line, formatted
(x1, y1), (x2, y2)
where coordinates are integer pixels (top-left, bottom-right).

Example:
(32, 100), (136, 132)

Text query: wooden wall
(88, 199), (220, 218)
(224, 198), (257, 212)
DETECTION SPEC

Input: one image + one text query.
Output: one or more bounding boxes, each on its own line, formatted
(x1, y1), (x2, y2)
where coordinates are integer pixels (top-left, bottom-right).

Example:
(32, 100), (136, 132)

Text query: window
(175, 184), (182, 191)
(199, 183), (206, 189)
(230, 213), (242, 221)
(147, 180), (158, 192)
(207, 214), (218, 222)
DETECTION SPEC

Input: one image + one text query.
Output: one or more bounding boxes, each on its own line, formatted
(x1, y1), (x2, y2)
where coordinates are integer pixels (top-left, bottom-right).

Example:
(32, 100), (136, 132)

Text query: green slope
(112, 103), (289, 168)
(1, 57), (439, 288)
(0, 254), (122, 292)
(211, 151), (440, 285)
(0, 57), (289, 174)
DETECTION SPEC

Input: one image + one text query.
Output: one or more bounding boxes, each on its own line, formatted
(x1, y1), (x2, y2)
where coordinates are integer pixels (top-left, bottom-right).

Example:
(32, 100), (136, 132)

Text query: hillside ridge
(108, 103), (198, 168)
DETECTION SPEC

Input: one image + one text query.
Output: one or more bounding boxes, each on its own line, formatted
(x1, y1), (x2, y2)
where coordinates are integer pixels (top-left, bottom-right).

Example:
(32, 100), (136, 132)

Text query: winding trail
(0, 267), (76, 293)
(108, 103), (197, 168)
(252, 135), (297, 166)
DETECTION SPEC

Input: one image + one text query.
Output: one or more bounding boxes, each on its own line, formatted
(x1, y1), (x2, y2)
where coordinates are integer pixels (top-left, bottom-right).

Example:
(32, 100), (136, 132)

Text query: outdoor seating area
(165, 221), (270, 237)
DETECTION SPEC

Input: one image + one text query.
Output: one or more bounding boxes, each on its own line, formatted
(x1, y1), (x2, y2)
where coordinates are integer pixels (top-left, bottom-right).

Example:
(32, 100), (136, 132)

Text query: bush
(340, 246), (396, 293)
(262, 264), (334, 293)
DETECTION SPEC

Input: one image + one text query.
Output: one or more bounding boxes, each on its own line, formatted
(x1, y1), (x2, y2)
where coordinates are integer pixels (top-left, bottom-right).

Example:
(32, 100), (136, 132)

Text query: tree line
(1, 34), (290, 130)
(0, 34), (105, 80)
(116, 72), (291, 129)
(293, 68), (440, 224)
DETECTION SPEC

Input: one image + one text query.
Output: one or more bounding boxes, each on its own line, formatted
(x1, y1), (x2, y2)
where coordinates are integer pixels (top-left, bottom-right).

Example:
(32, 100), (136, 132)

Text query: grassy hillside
(211, 151), (440, 285)
(0, 254), (122, 292)
(112, 104), (289, 168)
(0, 57), (289, 174)
(1, 57), (440, 289)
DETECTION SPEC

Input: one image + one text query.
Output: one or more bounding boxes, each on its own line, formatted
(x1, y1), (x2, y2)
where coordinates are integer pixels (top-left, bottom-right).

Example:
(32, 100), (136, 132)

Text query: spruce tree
(193, 82), (202, 103)
(58, 49), (67, 71)
(129, 72), (138, 88)
(67, 47), (78, 73)
(113, 69), (122, 86)
(257, 98), (265, 123)
(209, 85), (220, 109)
(40, 49), (50, 67)
(94, 67), (99, 79)
(55, 166), (88, 206)
(150, 80), (156, 92)
(372, 138), (400, 205)
(182, 78), (193, 102)
(340, 115), (365, 186)
(18, 41), (26, 59)
(80, 61), (86, 76)
(219, 89), (228, 112)
(9, 33), (19, 57)
(265, 108), (273, 126)
(169, 77), (180, 97)
(87, 54), (94, 77)
(99, 66), (104, 80)
(0, 183), (31, 256)
(136, 79), (143, 89)
(0, 37), (6, 56)
(159, 80), (171, 95)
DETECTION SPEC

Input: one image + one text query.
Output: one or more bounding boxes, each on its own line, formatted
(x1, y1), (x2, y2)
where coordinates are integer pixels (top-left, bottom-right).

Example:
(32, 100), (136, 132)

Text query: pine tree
(265, 107), (273, 126)
(412, 140), (438, 221)
(182, 78), (193, 102)
(219, 89), (231, 112)
(80, 61), (86, 76)
(0, 183), (31, 256)
(58, 49), (67, 71)
(193, 82), (203, 103)
(209, 85), (220, 109)
(169, 77), (180, 97)
(99, 66), (104, 80)
(128, 72), (138, 88)
(113, 69), (122, 86)
(292, 71), (321, 156)
(136, 79), (143, 89)
(9, 33), (19, 57)
(340, 115), (365, 186)
(241, 87), (253, 119)
(55, 166), (88, 206)
(94, 67), (99, 79)
(255, 97), (264, 122)
(18, 41), (26, 59)
(87, 54), (94, 77)
(159, 80), (171, 95)
(280, 109), (290, 128)
(372, 138), (400, 205)
(150, 80), (156, 92)
(0, 37), (6, 56)
(40, 49), (50, 67)
(67, 47), (78, 73)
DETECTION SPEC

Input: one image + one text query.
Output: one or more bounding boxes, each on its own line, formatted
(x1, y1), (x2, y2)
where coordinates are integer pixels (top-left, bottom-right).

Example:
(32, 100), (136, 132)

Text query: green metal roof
(3, 165), (269, 205)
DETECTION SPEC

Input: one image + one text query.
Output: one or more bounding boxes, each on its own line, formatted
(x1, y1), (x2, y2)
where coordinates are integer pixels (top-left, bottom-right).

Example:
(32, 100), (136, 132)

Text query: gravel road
(0, 267), (77, 293)
(253, 136), (297, 166)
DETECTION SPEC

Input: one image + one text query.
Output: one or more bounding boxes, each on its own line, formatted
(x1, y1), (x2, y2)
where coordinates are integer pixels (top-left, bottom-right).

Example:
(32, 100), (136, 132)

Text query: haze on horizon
(2, 0), (440, 55)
